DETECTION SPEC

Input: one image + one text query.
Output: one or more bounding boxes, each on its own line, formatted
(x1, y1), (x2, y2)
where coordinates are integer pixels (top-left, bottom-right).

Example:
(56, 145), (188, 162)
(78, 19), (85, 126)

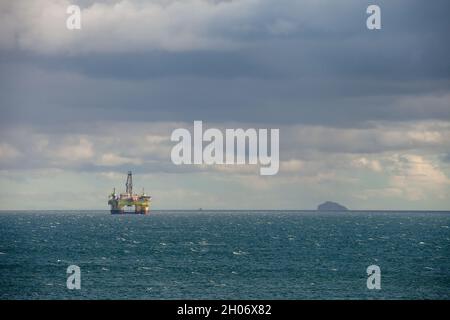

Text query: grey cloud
(1, 63), (449, 128)
(1, 120), (449, 172)
(1, 0), (450, 128)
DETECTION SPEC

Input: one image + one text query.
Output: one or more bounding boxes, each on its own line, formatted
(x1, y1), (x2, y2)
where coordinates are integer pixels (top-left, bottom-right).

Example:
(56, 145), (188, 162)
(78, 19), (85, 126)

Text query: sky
(0, 0), (449, 210)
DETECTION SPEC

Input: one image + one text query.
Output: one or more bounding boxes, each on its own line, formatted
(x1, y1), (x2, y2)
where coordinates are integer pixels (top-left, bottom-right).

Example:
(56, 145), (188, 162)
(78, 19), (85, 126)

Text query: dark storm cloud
(1, 62), (449, 128)
(0, 0), (449, 128)
(0, 50), (273, 79)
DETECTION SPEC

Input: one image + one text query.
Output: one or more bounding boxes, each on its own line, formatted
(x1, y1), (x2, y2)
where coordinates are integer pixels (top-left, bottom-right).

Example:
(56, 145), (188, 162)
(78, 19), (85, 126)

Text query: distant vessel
(108, 171), (152, 214)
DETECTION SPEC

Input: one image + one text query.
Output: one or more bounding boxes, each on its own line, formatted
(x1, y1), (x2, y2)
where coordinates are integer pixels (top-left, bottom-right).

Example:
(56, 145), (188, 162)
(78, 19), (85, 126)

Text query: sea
(0, 210), (449, 300)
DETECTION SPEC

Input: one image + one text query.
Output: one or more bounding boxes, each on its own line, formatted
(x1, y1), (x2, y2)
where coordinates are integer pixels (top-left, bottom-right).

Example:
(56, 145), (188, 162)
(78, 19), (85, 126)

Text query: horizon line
(0, 209), (449, 213)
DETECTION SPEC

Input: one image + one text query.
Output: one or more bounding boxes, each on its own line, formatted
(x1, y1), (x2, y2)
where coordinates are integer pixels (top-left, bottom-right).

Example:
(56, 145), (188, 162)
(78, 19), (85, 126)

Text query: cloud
(389, 154), (450, 200)
(286, 121), (450, 155)
(99, 153), (143, 166)
(0, 0), (255, 54)
(1, 1), (449, 129)
(356, 154), (450, 202)
(0, 143), (21, 161)
(0, 119), (448, 206)
(351, 157), (382, 172)
(1, 62), (449, 129)
(267, 19), (298, 36)
(280, 159), (304, 173)
(54, 137), (94, 161)
(1, 120), (449, 172)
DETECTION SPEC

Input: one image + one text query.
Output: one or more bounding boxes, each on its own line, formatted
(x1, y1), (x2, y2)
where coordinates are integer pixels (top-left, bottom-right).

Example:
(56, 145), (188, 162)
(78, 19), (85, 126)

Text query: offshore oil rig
(108, 171), (152, 214)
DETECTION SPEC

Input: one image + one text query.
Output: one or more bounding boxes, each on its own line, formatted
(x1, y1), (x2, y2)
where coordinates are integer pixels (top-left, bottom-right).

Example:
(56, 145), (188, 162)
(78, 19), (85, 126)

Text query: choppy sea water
(0, 210), (449, 300)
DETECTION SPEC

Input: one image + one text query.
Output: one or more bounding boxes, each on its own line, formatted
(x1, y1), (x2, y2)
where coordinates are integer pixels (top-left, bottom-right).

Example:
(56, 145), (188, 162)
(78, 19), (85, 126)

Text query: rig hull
(110, 209), (149, 215)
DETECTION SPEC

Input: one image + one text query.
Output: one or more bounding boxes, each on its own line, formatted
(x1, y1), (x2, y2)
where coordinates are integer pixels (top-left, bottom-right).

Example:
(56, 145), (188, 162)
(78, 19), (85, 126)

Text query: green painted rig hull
(108, 198), (151, 215)
(110, 209), (149, 215)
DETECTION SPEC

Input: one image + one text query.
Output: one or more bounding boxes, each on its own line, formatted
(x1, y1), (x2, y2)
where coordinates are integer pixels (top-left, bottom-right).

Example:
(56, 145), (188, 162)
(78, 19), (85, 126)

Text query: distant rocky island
(317, 201), (348, 211)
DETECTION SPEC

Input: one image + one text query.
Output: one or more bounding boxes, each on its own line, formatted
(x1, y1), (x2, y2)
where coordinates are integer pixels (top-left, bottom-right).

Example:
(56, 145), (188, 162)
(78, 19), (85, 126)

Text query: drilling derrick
(125, 171), (133, 195)
(108, 171), (151, 214)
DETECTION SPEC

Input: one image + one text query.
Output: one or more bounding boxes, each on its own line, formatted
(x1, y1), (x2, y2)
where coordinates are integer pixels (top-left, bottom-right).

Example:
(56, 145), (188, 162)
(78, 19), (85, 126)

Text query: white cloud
(0, 0), (385, 54)
(354, 154), (450, 202)
(0, 0), (257, 54)
(388, 154), (450, 201)
(280, 159), (304, 173)
(54, 137), (94, 161)
(1, 121), (449, 209)
(287, 120), (450, 155)
(99, 153), (143, 166)
(352, 157), (382, 172)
